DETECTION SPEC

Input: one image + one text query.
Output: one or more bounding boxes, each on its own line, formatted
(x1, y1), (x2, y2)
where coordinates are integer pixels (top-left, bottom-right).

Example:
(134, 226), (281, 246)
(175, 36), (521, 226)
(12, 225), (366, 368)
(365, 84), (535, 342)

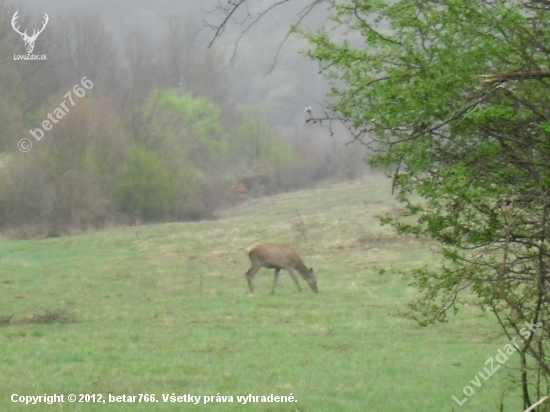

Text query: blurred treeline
(0, 3), (366, 237)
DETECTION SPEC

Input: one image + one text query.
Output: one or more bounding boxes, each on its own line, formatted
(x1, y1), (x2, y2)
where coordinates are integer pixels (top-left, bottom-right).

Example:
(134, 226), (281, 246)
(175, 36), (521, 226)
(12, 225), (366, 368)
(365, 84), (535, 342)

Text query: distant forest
(0, 1), (367, 237)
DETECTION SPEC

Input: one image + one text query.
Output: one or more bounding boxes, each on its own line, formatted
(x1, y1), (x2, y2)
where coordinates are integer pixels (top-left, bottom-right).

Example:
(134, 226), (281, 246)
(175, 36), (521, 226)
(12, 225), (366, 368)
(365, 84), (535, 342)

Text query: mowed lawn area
(0, 176), (524, 411)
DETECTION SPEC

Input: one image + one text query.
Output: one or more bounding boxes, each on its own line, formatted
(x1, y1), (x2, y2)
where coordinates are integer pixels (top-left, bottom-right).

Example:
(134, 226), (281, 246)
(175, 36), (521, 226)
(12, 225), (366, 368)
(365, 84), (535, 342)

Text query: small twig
(206, 0), (246, 48)
(523, 396), (550, 412)
(391, 157), (403, 195)
(478, 70), (550, 84)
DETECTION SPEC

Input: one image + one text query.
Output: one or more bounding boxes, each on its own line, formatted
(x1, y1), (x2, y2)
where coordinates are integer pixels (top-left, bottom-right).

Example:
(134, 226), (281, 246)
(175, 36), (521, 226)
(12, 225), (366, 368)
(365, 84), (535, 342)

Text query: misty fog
(0, 0), (369, 236)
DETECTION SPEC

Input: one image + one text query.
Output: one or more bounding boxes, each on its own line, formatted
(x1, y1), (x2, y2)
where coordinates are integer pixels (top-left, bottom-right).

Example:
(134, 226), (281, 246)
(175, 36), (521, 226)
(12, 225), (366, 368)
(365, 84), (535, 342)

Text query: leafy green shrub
(115, 146), (174, 221)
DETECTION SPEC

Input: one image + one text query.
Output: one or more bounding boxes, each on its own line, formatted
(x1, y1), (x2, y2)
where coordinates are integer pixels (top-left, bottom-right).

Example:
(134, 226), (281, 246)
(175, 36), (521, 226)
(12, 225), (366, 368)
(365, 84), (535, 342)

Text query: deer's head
(305, 268), (318, 293)
(12, 11), (49, 54)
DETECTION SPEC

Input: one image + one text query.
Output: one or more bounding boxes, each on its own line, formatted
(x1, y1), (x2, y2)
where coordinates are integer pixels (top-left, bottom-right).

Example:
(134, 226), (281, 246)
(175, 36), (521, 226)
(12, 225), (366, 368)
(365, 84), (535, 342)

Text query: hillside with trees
(0, 1), (367, 236)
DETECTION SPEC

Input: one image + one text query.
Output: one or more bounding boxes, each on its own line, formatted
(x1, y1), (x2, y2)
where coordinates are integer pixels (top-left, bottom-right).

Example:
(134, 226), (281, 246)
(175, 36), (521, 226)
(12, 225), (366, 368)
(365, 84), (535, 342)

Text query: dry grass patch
(20, 308), (77, 325)
(0, 315), (13, 325)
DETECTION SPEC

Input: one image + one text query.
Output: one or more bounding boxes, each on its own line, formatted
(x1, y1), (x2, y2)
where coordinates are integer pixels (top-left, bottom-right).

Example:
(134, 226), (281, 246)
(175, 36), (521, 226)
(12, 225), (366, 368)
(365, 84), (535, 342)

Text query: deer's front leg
(269, 268), (281, 295)
(287, 268), (302, 292)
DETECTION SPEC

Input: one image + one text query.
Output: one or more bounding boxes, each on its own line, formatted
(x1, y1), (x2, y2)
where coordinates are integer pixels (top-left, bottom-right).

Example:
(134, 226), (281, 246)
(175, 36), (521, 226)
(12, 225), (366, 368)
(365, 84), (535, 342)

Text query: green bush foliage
(115, 146), (174, 221)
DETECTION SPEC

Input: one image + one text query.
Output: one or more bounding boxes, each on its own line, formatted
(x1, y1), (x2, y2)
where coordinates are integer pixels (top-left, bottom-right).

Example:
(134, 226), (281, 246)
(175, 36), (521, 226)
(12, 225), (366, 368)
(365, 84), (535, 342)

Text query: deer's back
(246, 243), (303, 269)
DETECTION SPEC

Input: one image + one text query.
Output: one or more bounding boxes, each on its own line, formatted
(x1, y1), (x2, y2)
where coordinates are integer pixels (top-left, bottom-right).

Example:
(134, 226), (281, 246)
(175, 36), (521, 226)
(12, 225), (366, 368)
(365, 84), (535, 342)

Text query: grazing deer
(245, 243), (318, 294)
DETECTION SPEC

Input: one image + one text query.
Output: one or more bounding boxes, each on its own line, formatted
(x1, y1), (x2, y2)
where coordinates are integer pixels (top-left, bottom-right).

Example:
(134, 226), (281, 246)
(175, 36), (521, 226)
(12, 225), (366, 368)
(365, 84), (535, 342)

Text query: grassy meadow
(0, 175), (524, 411)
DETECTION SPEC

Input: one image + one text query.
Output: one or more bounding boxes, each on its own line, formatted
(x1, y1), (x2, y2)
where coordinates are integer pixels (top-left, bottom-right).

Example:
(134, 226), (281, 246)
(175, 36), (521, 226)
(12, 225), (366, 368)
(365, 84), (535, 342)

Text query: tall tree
(306, 2), (550, 408)
(211, 0), (550, 408)
(53, 12), (122, 97)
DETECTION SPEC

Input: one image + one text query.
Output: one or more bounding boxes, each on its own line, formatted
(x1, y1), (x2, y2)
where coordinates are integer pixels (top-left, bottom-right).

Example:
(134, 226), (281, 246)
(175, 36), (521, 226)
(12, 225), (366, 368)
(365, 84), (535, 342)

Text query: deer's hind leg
(245, 264), (262, 293)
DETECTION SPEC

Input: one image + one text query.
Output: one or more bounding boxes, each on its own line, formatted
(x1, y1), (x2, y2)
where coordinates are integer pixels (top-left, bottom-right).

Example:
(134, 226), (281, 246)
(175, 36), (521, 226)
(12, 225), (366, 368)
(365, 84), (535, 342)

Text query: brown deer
(245, 243), (318, 294)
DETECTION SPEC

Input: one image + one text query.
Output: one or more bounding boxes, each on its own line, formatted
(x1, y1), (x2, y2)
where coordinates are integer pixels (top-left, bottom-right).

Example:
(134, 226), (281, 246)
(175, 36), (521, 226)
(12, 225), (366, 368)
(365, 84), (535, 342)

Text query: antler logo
(11, 11), (49, 54)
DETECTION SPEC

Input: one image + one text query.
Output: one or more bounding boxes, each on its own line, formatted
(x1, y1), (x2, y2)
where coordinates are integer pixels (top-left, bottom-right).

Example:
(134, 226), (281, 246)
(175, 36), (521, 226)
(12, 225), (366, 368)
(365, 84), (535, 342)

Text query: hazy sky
(11, 0), (332, 137)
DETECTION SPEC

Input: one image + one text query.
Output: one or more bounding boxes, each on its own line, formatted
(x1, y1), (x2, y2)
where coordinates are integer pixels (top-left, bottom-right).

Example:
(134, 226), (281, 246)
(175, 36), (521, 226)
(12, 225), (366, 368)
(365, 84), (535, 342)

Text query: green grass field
(0, 176), (524, 411)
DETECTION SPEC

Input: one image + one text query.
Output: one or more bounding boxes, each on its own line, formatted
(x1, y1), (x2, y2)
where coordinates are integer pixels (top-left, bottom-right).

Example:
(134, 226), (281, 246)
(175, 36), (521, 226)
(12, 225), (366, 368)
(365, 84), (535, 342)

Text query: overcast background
(0, 0), (370, 236)
(11, 0), (334, 136)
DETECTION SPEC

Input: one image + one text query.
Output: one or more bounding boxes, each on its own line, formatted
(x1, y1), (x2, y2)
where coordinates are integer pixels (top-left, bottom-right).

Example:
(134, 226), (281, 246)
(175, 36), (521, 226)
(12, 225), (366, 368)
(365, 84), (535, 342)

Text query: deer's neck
(294, 259), (309, 275)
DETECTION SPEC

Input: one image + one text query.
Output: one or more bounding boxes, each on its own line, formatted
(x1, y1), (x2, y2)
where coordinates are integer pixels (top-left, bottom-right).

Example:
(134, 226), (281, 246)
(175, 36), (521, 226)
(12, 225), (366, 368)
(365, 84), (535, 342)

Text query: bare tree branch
(478, 69), (550, 84)
(204, 0), (322, 71)
(205, 0), (247, 48)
